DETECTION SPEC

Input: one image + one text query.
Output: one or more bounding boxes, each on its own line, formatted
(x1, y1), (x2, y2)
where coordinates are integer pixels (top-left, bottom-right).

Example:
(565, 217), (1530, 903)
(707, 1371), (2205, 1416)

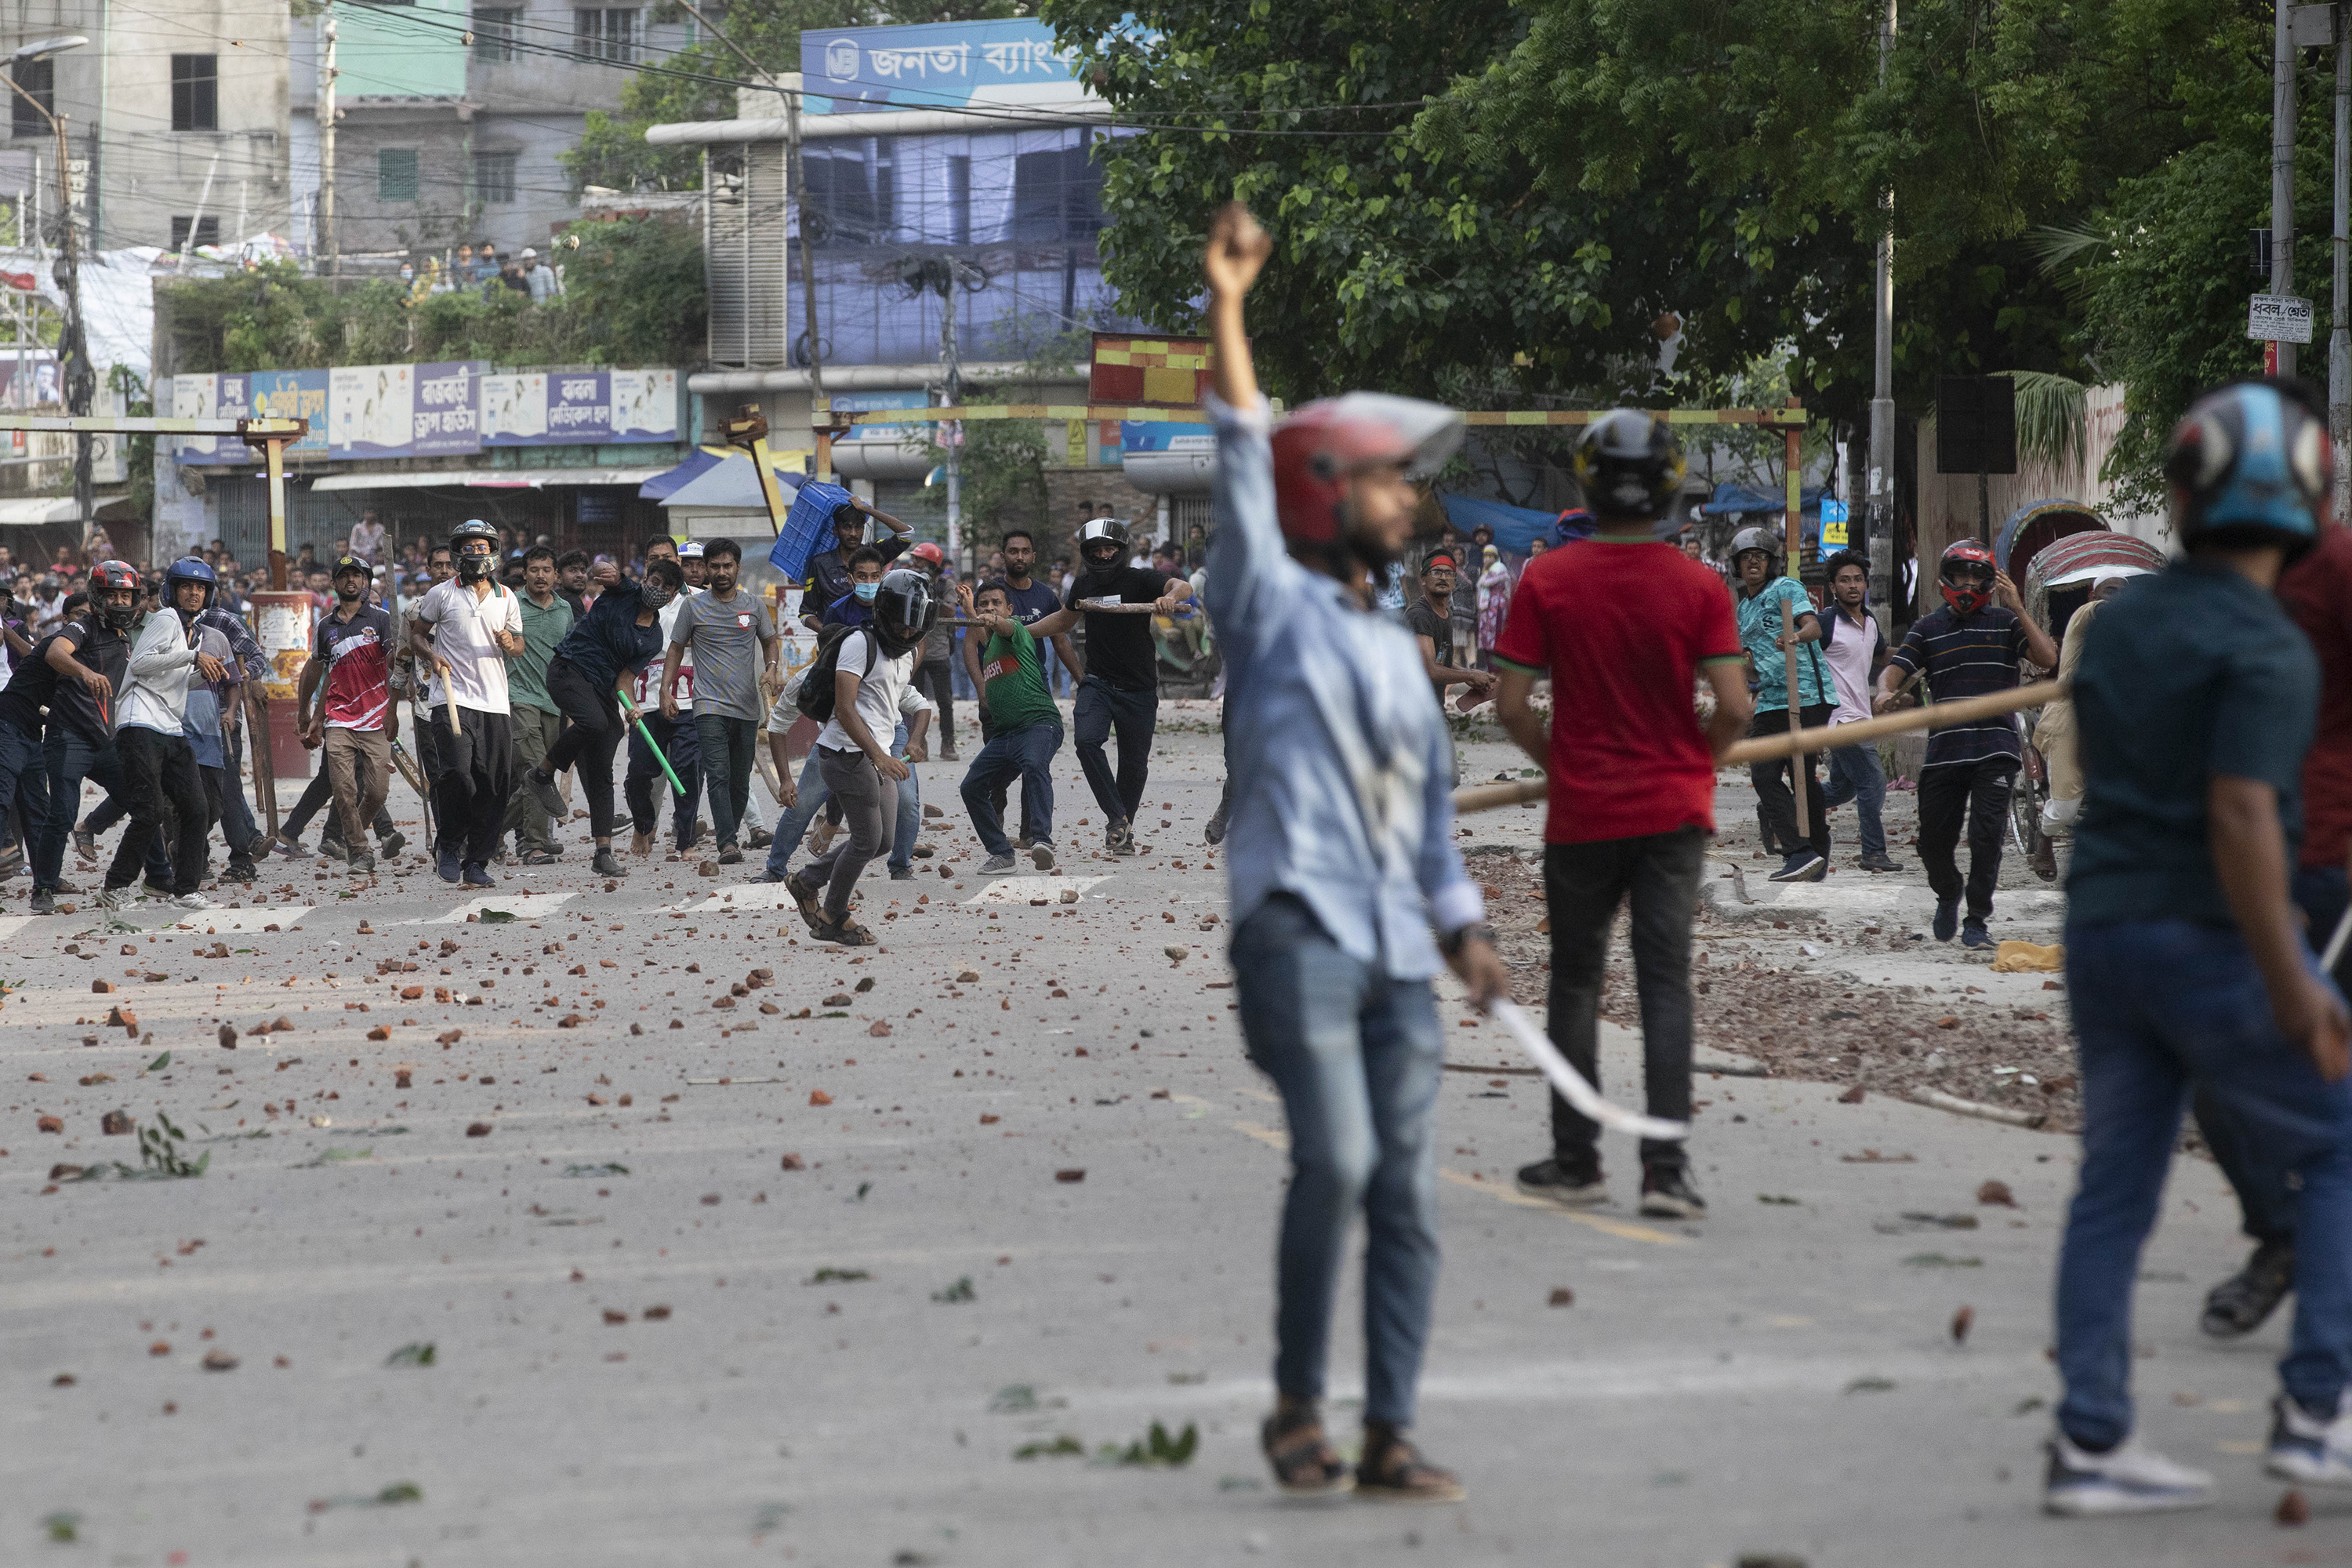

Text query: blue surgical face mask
(852, 582), (880, 604)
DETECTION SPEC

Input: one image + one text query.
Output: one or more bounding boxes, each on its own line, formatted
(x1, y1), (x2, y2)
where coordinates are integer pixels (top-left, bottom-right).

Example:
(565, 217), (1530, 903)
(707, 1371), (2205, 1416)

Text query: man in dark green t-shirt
(957, 579), (1079, 874)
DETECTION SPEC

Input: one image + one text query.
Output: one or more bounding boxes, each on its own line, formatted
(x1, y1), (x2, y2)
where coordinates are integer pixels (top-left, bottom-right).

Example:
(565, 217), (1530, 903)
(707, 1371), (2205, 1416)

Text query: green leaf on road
(988, 1385), (1037, 1413)
(931, 1276), (975, 1304)
(1844, 1377), (1897, 1394)
(805, 1266), (870, 1284)
(1013, 1435), (1083, 1460)
(477, 909), (517, 924)
(384, 1342), (437, 1367)
(146, 1051), (171, 1073)
(563, 1162), (630, 1177)
(1903, 1253), (1984, 1268)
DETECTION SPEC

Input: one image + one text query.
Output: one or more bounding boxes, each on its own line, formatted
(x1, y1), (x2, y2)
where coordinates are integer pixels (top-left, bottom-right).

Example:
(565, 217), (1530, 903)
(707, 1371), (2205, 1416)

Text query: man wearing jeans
(661, 537), (777, 866)
(2049, 378), (2352, 1514)
(297, 557), (397, 877)
(1816, 550), (1902, 873)
(1496, 411), (1754, 1220)
(1201, 205), (1506, 1501)
(955, 578), (1071, 873)
(1732, 524), (1833, 882)
(499, 546), (573, 865)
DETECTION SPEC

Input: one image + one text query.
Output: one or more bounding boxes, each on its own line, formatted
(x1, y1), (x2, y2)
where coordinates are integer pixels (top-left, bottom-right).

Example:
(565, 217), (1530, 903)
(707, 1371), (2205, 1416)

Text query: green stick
(616, 688), (687, 798)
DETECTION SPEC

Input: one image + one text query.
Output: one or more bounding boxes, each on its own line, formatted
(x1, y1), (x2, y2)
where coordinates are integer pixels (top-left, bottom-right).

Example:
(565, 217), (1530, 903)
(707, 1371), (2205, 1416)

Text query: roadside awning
(307, 467), (672, 493)
(0, 495), (84, 524)
(658, 452), (804, 517)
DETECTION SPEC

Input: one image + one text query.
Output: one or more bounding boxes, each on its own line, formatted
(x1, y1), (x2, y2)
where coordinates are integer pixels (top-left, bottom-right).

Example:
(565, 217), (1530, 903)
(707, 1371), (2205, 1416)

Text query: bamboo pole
(1452, 682), (2064, 815)
(1783, 412), (1809, 838)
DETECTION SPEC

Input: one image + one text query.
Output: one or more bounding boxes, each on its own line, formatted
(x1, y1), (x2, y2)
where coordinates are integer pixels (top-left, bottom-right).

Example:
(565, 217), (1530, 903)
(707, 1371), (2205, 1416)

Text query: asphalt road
(1, 707), (2332, 1565)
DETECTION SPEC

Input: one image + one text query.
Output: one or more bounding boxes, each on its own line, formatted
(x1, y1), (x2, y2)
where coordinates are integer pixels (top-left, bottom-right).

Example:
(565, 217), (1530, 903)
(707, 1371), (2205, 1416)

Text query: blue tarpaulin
(1700, 482), (1828, 517)
(1436, 492), (1566, 556)
(636, 448), (725, 501)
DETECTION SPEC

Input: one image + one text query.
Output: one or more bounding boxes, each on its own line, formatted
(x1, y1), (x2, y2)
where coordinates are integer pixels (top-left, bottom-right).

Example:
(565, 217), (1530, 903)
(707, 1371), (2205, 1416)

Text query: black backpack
(793, 623), (880, 724)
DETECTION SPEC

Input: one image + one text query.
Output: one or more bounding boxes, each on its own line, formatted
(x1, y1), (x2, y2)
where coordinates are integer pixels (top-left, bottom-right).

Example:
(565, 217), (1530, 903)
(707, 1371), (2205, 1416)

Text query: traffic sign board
(1820, 498), (1850, 546)
(2249, 293), (2315, 344)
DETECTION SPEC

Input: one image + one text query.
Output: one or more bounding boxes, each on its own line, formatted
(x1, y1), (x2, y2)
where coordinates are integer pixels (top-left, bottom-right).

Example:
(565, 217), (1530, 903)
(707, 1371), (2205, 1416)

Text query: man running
(661, 537), (778, 866)
(1876, 539), (2056, 946)
(782, 568), (935, 945)
(411, 519), (524, 887)
(1065, 517), (1192, 856)
(298, 555), (397, 878)
(499, 545), (574, 866)
(1497, 412), (1751, 1221)
(523, 557), (684, 880)
(1817, 549), (1902, 873)
(626, 535), (702, 858)
(20, 569), (164, 912)
(1731, 524), (1834, 882)
(2047, 378), (2352, 1512)
(107, 557), (227, 911)
(956, 578), (1071, 873)
(1203, 203), (1505, 1501)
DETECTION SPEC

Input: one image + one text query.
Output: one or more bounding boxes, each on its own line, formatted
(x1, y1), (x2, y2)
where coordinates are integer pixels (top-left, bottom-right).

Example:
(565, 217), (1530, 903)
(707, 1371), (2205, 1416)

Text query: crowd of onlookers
(394, 242), (563, 305)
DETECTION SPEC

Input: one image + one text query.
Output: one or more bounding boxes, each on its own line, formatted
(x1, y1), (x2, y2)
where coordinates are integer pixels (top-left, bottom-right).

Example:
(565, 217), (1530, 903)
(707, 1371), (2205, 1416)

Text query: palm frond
(2004, 370), (2088, 474)
(2024, 222), (2105, 277)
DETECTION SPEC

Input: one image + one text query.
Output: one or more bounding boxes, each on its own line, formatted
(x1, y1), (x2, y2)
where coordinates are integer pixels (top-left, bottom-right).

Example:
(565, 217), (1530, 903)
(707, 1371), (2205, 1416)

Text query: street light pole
(1866, 0), (1897, 630)
(2277, 0), (2300, 378)
(5, 38), (91, 544)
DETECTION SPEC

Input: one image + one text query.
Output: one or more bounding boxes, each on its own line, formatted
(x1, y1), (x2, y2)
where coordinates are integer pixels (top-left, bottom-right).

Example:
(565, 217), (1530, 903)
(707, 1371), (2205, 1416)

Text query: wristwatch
(1438, 922), (1495, 959)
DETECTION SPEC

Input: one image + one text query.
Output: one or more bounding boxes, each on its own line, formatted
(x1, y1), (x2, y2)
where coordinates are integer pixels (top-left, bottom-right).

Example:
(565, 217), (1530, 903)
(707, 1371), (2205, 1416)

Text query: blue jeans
(694, 713), (758, 851)
(1229, 893), (1445, 1427)
(761, 720), (919, 877)
(960, 722), (1059, 857)
(35, 727), (169, 891)
(1820, 737), (1887, 858)
(2057, 919), (2352, 1447)
(0, 713), (49, 860)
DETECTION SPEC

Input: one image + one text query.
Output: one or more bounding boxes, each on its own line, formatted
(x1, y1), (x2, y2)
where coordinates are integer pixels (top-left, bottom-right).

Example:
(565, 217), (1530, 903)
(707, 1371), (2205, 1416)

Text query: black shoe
(1857, 851), (1904, 873)
(462, 862), (495, 888)
(71, 826), (96, 862)
(318, 836), (349, 864)
(1638, 1166), (1707, 1219)
(524, 768), (565, 820)
(225, 858), (257, 884)
(592, 849), (629, 878)
(29, 886), (55, 915)
(2201, 1238), (2296, 1338)
(142, 877), (176, 898)
(348, 851), (376, 877)
(379, 830), (407, 858)
(1515, 1158), (1607, 1207)
(520, 850), (561, 866)
(1932, 896), (1959, 942)
(437, 848), (462, 884)
(1204, 804), (1229, 847)
(888, 865), (913, 880)
(1962, 920), (1997, 951)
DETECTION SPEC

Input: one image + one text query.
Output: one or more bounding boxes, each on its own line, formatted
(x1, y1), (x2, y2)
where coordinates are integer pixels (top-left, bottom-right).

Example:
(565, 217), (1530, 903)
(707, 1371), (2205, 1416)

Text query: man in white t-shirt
(1817, 550), (1901, 873)
(410, 520), (523, 886)
(782, 568), (935, 945)
(626, 535), (703, 857)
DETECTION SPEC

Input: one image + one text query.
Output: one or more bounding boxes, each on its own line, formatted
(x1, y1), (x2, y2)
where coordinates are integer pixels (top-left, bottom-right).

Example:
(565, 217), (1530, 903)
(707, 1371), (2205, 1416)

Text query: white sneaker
(2044, 1432), (2216, 1515)
(96, 885), (128, 912)
(2267, 1394), (2352, 1486)
(172, 892), (216, 912)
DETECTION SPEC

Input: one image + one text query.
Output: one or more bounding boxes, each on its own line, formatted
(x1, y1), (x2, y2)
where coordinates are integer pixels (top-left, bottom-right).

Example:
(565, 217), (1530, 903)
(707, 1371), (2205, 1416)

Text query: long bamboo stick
(1452, 681), (2064, 815)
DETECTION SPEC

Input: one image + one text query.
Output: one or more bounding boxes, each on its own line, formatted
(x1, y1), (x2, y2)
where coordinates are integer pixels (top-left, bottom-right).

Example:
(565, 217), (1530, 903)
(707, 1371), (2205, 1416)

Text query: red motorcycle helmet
(1938, 539), (1998, 616)
(1271, 394), (1463, 547)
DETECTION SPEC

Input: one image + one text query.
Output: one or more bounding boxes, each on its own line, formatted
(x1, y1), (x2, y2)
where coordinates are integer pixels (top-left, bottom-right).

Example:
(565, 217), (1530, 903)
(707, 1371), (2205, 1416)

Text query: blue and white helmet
(163, 554), (217, 611)
(2164, 380), (2331, 557)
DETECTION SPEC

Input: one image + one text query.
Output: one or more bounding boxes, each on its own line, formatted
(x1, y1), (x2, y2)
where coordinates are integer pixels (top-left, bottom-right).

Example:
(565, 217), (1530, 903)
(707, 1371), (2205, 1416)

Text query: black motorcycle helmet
(869, 567), (938, 657)
(1077, 517), (1131, 581)
(449, 518), (500, 582)
(1571, 408), (1688, 522)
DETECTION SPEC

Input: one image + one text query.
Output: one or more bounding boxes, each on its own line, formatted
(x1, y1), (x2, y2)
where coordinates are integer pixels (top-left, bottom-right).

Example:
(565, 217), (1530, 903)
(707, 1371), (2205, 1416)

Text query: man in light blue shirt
(1203, 203), (1505, 1504)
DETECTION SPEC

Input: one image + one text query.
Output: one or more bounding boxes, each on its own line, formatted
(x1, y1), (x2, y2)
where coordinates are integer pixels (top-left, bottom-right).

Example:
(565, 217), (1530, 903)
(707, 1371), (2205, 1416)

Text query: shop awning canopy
(657, 452), (805, 519)
(0, 495), (84, 524)
(307, 467), (672, 493)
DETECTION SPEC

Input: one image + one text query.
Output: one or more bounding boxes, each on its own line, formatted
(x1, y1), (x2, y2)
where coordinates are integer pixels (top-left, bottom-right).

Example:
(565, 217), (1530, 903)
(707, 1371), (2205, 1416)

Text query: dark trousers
(429, 705), (514, 866)
(2195, 865), (2350, 1247)
(916, 656), (956, 749)
(1917, 755), (2016, 921)
(694, 713), (757, 849)
(409, 702), (446, 848)
(0, 713), (49, 869)
(960, 721), (1061, 856)
(1544, 827), (1705, 1175)
(1748, 702), (1832, 861)
(544, 656), (626, 841)
(1074, 675), (1156, 824)
(626, 710), (702, 848)
(112, 725), (210, 895)
(216, 724), (260, 855)
(200, 764), (258, 862)
(35, 728), (166, 891)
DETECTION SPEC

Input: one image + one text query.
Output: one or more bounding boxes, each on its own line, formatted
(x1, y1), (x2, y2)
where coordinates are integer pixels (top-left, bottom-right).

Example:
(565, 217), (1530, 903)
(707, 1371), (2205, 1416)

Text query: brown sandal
(1261, 1400), (1351, 1496)
(1355, 1421), (1465, 1502)
(785, 872), (826, 932)
(811, 913), (877, 948)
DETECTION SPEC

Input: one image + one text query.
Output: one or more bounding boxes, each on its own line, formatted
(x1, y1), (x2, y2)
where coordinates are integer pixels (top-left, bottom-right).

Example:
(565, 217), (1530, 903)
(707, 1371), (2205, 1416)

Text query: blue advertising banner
(411, 361), (484, 455)
(804, 20), (1087, 113)
(248, 369), (330, 457)
(543, 370), (612, 444)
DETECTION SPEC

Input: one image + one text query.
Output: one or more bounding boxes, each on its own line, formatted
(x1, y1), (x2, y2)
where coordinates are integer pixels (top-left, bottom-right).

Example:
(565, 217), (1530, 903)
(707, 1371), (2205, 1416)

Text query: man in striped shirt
(1878, 539), (2056, 946)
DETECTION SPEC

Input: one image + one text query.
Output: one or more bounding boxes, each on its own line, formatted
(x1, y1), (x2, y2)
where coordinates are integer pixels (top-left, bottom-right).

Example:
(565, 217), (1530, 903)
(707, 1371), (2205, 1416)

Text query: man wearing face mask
(411, 520), (525, 887)
(524, 556), (685, 879)
(800, 497), (911, 632)
(625, 535), (702, 858)
(1064, 517), (1192, 855)
(1202, 205), (1507, 1501)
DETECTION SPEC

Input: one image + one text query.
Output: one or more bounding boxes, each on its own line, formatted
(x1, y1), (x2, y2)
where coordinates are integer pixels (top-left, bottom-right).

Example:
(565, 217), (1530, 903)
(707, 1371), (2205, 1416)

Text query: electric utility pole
(1867, 0), (1896, 628)
(2278, 0), (2299, 377)
(318, 5), (338, 274)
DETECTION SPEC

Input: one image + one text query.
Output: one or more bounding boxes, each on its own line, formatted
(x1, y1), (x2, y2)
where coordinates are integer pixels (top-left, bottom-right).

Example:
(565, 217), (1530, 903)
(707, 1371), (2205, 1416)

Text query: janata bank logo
(824, 38), (859, 82)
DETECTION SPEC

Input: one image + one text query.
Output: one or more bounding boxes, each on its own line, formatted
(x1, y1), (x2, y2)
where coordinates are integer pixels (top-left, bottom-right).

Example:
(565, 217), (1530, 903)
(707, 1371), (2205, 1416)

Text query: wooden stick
(1073, 599), (1163, 614)
(1450, 682), (2065, 815)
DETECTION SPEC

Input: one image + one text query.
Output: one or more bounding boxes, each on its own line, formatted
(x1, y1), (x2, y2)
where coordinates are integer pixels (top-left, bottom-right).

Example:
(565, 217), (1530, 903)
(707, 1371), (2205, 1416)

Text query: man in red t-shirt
(1492, 411), (1753, 1218)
